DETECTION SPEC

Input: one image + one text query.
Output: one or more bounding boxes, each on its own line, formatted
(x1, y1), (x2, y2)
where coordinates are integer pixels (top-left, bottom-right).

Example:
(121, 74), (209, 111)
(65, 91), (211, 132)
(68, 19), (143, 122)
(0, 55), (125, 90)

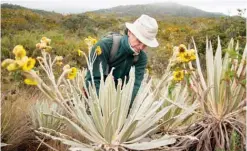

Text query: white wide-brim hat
(125, 14), (159, 47)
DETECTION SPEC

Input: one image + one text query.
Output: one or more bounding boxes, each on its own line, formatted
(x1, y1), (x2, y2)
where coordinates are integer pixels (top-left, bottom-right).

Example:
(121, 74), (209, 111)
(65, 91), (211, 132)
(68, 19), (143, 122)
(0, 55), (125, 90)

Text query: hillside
(91, 2), (225, 18)
(1, 3), (62, 17)
(1, 3), (65, 35)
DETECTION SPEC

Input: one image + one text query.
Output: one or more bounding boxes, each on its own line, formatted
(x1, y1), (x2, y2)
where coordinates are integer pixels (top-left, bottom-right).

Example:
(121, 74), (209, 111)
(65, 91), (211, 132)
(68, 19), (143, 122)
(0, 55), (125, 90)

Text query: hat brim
(125, 22), (159, 48)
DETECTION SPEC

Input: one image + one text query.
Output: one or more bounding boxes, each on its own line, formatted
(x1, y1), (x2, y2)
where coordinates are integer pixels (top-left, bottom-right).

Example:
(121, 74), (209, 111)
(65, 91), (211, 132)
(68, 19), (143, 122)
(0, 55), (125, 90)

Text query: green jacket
(85, 35), (147, 104)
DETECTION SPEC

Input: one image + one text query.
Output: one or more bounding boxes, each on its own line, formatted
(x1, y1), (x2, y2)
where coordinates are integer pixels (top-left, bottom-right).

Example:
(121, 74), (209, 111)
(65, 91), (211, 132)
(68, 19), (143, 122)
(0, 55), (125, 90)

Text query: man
(85, 14), (159, 105)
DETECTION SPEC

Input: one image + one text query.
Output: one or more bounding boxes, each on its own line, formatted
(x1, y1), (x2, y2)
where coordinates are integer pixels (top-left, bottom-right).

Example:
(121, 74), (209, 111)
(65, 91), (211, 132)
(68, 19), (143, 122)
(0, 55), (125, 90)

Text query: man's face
(128, 30), (147, 53)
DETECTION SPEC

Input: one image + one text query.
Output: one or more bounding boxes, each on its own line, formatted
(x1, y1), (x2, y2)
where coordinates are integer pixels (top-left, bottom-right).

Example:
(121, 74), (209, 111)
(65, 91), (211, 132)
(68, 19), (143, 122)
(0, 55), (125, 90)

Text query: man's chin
(134, 49), (141, 53)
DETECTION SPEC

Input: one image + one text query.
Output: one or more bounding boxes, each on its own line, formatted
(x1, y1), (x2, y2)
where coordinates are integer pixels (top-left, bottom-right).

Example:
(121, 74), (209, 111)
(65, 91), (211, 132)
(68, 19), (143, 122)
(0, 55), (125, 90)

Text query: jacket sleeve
(131, 52), (147, 103)
(85, 38), (112, 94)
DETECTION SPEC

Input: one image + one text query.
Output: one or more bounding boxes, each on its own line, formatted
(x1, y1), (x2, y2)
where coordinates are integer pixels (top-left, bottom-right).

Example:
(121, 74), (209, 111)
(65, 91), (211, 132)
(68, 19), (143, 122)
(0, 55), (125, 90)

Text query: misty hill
(1, 3), (62, 17)
(91, 2), (225, 18)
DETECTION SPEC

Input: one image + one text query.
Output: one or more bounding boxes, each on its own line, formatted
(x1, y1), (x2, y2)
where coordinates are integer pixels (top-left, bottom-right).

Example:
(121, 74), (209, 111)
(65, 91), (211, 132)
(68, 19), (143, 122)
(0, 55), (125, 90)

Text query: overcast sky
(1, 0), (247, 16)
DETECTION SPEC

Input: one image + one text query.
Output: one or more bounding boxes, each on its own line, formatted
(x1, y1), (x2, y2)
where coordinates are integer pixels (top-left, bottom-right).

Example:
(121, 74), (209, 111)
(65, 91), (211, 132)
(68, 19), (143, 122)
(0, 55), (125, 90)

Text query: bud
(1, 59), (15, 68)
(13, 45), (27, 60)
(63, 64), (70, 71)
(7, 62), (20, 71)
(55, 56), (63, 61)
(36, 43), (41, 49)
(45, 46), (52, 52)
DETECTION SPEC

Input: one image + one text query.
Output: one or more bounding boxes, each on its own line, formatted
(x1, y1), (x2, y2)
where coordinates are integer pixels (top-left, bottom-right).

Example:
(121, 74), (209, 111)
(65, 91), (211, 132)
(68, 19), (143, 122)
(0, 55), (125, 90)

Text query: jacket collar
(128, 41), (140, 56)
(121, 35), (136, 55)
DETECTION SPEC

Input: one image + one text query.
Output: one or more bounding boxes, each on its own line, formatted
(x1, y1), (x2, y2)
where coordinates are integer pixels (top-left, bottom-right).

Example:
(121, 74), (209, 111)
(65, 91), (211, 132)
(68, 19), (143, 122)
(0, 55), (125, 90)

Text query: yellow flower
(95, 46), (102, 55)
(13, 45), (24, 54)
(178, 44), (187, 54)
(77, 49), (83, 56)
(173, 70), (184, 81)
(7, 62), (20, 71)
(178, 50), (196, 63)
(92, 39), (97, 45)
(13, 45), (26, 60)
(1, 59), (15, 68)
(176, 55), (187, 63)
(24, 78), (38, 85)
(67, 67), (77, 80)
(84, 36), (98, 47)
(41, 37), (51, 45)
(188, 49), (196, 61)
(180, 53), (190, 63)
(22, 58), (36, 71)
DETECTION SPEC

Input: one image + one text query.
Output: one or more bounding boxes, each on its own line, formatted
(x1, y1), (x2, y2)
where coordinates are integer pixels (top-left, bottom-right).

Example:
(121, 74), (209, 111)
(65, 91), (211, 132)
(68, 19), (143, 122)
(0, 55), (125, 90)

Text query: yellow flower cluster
(36, 37), (52, 52)
(176, 44), (196, 63)
(2, 37), (79, 86)
(66, 67), (77, 80)
(2, 45), (37, 85)
(95, 46), (102, 56)
(2, 45), (36, 72)
(84, 36), (97, 47)
(171, 44), (196, 82)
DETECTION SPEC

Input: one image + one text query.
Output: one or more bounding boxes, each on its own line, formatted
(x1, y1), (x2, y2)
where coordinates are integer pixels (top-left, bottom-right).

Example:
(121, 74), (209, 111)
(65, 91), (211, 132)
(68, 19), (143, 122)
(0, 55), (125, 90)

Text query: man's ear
(127, 30), (131, 36)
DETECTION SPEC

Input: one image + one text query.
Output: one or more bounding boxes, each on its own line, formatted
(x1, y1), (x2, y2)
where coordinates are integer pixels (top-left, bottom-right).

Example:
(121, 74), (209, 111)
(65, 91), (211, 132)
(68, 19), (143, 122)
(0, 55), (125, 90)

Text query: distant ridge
(1, 3), (62, 16)
(91, 2), (225, 18)
(1, 2), (226, 18)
